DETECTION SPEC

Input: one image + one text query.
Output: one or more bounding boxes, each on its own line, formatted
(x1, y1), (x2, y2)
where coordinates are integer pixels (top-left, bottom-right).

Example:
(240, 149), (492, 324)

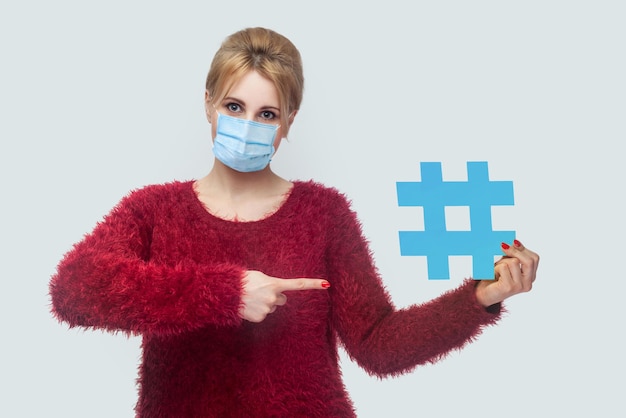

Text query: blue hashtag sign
(397, 162), (515, 280)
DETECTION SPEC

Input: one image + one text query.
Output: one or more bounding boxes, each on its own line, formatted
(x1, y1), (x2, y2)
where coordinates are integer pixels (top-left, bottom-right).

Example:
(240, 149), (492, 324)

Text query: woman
(50, 27), (539, 417)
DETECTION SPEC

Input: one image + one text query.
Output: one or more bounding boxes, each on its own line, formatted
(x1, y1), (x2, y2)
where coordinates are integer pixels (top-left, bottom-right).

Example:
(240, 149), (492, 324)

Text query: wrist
(474, 280), (499, 308)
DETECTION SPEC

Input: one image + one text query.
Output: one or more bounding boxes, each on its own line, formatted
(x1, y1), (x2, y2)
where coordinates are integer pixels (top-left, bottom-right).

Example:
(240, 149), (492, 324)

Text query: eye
(259, 110), (277, 121)
(225, 102), (242, 113)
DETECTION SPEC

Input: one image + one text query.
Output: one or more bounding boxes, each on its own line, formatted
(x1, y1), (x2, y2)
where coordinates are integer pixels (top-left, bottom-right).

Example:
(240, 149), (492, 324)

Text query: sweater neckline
(186, 180), (300, 226)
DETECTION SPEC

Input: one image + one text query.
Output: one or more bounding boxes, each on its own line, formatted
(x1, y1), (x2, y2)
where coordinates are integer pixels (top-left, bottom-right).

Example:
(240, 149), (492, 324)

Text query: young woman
(50, 27), (539, 417)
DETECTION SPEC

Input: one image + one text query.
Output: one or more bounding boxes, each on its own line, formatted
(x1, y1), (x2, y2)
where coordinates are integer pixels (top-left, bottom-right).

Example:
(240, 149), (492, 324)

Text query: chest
(148, 208), (329, 278)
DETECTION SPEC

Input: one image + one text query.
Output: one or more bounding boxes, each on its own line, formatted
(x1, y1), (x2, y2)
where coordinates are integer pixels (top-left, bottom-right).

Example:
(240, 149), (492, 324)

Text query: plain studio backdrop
(1, 1), (624, 417)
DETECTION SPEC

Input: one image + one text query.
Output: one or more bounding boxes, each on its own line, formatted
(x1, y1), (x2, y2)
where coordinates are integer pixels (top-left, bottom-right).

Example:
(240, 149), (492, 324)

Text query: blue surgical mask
(212, 112), (279, 172)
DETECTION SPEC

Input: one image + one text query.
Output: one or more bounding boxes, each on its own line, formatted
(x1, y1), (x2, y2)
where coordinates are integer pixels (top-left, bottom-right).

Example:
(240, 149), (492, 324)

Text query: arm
(49, 188), (245, 336)
(326, 194), (501, 377)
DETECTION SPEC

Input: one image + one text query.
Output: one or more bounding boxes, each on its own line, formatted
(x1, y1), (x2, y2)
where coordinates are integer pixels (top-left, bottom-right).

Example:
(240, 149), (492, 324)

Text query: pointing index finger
(276, 278), (331, 292)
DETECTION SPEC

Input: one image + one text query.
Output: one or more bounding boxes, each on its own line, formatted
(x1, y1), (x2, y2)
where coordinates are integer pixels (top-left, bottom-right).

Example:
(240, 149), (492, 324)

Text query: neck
(198, 159), (289, 198)
(194, 159), (293, 222)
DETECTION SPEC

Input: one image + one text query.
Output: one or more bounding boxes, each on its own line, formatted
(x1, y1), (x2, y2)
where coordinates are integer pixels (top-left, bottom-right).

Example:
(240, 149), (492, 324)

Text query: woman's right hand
(239, 270), (330, 323)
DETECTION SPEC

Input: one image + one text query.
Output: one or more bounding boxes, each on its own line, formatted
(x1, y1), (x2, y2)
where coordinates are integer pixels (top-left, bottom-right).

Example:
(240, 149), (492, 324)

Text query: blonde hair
(205, 27), (304, 129)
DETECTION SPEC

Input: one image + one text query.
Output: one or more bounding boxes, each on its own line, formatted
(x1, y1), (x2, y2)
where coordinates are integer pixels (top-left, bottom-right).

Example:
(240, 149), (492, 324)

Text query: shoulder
(125, 180), (192, 199)
(292, 181), (367, 245)
(291, 180), (357, 221)
(113, 180), (195, 213)
(293, 180), (352, 207)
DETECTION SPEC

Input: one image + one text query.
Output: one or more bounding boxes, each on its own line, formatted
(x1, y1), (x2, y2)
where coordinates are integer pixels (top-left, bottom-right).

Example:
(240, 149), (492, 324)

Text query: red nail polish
(321, 281), (331, 289)
(501, 242), (510, 250)
(514, 239), (522, 247)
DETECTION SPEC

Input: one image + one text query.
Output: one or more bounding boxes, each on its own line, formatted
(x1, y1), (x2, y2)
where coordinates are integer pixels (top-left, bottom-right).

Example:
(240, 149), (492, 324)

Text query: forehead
(222, 70), (280, 107)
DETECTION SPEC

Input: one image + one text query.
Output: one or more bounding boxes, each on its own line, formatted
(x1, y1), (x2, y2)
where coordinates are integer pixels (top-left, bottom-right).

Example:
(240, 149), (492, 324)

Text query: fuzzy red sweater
(50, 180), (501, 417)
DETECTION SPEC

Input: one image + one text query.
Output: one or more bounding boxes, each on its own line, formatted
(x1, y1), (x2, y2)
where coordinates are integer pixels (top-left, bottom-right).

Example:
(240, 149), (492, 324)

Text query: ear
(204, 90), (212, 123)
(281, 110), (298, 139)
(287, 109), (298, 127)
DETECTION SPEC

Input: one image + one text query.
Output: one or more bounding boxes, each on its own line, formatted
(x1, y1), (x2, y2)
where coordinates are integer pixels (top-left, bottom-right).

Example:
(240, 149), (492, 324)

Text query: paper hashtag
(397, 161), (516, 280)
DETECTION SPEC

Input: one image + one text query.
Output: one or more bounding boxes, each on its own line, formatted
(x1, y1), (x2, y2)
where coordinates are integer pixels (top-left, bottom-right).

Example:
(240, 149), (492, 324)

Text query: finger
(493, 256), (509, 280)
(505, 239), (539, 264)
(498, 256), (534, 295)
(502, 239), (531, 254)
(276, 278), (331, 292)
(503, 239), (539, 283)
(501, 241), (529, 271)
(494, 260), (512, 283)
(501, 257), (524, 283)
(495, 259), (526, 296)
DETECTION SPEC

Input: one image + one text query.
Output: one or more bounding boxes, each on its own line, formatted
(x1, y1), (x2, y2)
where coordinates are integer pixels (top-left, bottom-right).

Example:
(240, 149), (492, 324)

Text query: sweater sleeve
(325, 191), (502, 377)
(49, 186), (245, 337)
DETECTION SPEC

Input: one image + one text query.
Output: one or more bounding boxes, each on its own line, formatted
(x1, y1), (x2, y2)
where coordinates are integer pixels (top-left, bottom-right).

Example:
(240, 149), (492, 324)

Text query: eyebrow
(222, 96), (280, 111)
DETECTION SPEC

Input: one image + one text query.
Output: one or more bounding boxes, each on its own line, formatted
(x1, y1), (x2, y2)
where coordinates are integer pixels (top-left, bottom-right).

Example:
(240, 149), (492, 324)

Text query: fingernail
(501, 242), (510, 250)
(514, 239), (522, 248)
(321, 281), (331, 289)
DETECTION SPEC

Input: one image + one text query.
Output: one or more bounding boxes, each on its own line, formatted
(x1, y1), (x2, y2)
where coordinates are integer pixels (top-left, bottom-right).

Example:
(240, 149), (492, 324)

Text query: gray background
(2, 1), (624, 417)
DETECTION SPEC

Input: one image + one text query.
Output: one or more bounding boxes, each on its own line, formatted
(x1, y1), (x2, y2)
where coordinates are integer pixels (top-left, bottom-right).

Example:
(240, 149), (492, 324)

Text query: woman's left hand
(475, 239), (540, 307)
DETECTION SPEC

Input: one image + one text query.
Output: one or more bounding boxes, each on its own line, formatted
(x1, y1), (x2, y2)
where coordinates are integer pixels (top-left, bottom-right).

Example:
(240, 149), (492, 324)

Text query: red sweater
(50, 180), (501, 417)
